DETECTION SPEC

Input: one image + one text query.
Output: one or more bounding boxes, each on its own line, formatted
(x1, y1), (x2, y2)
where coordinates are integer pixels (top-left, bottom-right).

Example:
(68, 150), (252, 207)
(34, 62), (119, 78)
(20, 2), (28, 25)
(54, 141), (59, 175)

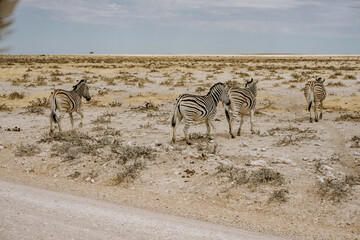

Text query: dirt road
(0, 181), (282, 240)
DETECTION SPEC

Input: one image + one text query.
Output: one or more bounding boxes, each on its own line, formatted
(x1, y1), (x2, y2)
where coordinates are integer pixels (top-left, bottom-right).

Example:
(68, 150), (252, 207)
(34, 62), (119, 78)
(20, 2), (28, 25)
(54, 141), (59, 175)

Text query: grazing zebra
(171, 82), (230, 145)
(304, 77), (326, 122)
(224, 78), (258, 138)
(49, 79), (91, 134)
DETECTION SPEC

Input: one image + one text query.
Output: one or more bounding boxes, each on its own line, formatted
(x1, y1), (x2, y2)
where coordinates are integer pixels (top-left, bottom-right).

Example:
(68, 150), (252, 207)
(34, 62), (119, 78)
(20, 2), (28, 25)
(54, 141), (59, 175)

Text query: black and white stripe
(49, 79), (91, 134)
(225, 78), (258, 138)
(304, 77), (326, 122)
(171, 82), (230, 145)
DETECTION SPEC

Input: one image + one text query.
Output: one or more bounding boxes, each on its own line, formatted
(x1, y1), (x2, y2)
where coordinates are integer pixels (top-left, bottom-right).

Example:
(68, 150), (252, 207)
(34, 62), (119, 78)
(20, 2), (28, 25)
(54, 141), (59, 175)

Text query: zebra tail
(50, 96), (58, 124)
(171, 98), (181, 127)
(307, 88), (314, 112)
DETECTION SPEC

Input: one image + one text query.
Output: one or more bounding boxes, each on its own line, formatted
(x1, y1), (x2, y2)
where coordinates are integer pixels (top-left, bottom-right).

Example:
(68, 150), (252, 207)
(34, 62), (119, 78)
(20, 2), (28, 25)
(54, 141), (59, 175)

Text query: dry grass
(217, 163), (285, 187)
(327, 81), (345, 87)
(14, 143), (40, 157)
(0, 103), (12, 111)
(317, 177), (351, 202)
(335, 113), (360, 122)
(8, 92), (24, 100)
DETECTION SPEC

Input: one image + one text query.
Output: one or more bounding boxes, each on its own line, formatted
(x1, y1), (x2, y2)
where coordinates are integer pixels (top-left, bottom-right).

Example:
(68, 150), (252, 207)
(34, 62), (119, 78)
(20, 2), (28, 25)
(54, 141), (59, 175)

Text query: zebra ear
(317, 77), (322, 81)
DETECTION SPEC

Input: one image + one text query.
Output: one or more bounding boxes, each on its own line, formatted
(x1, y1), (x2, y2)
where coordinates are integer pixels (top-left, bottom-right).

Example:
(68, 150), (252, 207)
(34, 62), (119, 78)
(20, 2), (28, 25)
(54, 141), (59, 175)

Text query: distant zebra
(224, 78), (258, 138)
(304, 77), (326, 122)
(49, 79), (91, 134)
(171, 82), (230, 145)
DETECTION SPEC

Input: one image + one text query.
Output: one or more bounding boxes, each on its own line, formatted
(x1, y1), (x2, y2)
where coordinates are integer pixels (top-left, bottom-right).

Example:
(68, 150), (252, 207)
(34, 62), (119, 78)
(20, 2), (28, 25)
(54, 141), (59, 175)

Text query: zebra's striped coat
(49, 79), (91, 134)
(225, 78), (258, 138)
(304, 77), (326, 122)
(171, 82), (230, 145)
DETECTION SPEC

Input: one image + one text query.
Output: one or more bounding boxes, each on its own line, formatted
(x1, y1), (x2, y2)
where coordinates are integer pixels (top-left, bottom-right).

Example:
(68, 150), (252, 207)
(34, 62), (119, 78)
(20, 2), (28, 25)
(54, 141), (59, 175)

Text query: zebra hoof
(186, 141), (192, 145)
(315, 119), (318, 122)
(309, 119), (313, 123)
(231, 135), (236, 139)
(237, 132), (241, 137)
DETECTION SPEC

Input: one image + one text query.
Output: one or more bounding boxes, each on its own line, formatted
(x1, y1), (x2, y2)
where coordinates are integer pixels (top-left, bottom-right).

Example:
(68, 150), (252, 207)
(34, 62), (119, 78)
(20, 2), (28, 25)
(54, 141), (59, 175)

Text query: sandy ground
(0, 55), (360, 239)
(1, 181), (282, 240)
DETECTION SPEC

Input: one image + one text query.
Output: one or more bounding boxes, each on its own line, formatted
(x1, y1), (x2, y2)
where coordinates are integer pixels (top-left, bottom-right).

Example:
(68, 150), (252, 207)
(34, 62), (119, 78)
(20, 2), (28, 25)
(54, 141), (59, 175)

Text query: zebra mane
(73, 79), (86, 90)
(208, 82), (224, 94)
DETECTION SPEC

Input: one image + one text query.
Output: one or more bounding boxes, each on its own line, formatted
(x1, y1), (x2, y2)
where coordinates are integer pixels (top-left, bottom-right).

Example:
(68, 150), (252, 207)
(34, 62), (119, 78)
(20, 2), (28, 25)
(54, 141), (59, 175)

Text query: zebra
(224, 78), (258, 138)
(171, 82), (230, 145)
(49, 79), (91, 134)
(304, 77), (326, 122)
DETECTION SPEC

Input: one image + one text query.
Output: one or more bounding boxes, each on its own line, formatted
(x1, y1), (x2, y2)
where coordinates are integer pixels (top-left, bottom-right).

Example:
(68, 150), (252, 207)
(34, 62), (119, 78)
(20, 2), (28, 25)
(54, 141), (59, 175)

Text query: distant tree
(89, 51), (94, 54)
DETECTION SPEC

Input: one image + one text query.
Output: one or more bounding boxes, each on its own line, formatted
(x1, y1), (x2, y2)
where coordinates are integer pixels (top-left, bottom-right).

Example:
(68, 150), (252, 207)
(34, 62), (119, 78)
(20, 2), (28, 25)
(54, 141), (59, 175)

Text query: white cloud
(19, 0), (360, 37)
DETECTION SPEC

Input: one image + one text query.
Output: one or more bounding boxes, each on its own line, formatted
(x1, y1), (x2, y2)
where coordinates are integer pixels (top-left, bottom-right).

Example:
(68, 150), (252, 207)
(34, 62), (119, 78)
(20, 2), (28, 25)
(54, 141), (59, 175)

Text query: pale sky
(2, 0), (360, 54)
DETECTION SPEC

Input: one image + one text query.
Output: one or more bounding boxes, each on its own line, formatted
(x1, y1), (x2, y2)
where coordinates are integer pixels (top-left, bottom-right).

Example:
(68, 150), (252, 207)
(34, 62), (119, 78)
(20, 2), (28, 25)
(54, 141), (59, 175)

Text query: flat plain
(0, 55), (359, 239)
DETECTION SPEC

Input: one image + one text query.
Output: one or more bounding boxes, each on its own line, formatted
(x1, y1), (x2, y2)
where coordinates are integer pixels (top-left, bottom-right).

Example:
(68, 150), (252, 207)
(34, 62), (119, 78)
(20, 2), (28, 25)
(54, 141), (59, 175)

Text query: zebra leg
(320, 101), (323, 119)
(69, 112), (74, 130)
(49, 114), (54, 134)
(225, 107), (235, 138)
(205, 119), (213, 140)
(57, 113), (63, 133)
(237, 114), (244, 136)
(172, 115), (183, 143)
(309, 104), (313, 123)
(183, 119), (192, 145)
(314, 102), (319, 122)
(250, 109), (255, 134)
(77, 109), (84, 128)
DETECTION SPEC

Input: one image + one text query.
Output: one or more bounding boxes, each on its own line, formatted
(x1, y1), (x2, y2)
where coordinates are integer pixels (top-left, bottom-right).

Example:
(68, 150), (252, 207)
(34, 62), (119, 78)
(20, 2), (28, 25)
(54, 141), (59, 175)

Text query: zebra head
(245, 78), (258, 96)
(211, 82), (230, 106)
(73, 79), (91, 101)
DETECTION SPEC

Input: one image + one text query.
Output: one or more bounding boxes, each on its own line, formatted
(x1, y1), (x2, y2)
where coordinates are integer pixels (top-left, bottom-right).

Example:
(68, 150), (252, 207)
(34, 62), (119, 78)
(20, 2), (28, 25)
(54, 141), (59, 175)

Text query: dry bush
(24, 106), (44, 114)
(48, 132), (97, 160)
(115, 159), (146, 184)
(343, 74), (356, 80)
(327, 81), (345, 87)
(196, 142), (219, 155)
(225, 80), (241, 88)
(28, 97), (50, 107)
(195, 86), (206, 93)
(34, 76), (47, 86)
(8, 92), (24, 100)
(350, 136), (360, 148)
(317, 177), (351, 202)
(97, 88), (110, 96)
(268, 188), (289, 203)
(14, 143), (40, 157)
(0, 103), (12, 111)
(111, 145), (155, 164)
(335, 113), (360, 122)
(217, 164), (284, 187)
(91, 112), (116, 124)
(132, 102), (159, 112)
(108, 101), (122, 107)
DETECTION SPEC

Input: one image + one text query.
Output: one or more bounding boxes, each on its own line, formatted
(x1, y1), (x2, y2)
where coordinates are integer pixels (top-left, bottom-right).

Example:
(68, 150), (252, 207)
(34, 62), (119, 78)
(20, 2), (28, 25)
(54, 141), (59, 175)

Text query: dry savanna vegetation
(0, 55), (359, 239)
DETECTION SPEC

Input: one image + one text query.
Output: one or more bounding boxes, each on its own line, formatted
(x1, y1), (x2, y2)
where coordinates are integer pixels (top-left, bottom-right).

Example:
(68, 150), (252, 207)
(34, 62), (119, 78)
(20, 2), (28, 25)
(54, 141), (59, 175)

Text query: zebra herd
(48, 77), (327, 145)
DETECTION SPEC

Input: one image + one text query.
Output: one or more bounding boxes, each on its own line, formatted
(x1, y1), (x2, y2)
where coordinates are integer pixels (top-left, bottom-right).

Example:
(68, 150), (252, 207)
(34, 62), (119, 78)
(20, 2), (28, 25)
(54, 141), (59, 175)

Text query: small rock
(209, 139), (214, 143)
(85, 176), (91, 182)
(168, 145), (174, 150)
(239, 141), (248, 147)
(90, 179), (95, 183)
(250, 160), (267, 167)
(272, 156), (293, 164)
(302, 157), (309, 161)
(37, 152), (47, 157)
(314, 142), (322, 146)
